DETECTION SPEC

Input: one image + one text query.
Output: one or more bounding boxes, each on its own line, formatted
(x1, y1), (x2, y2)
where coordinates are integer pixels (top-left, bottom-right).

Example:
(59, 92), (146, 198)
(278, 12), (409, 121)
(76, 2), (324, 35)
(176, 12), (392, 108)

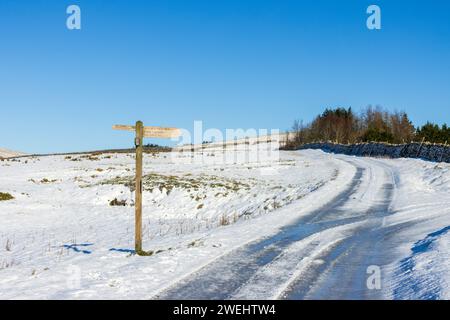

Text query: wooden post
(417, 137), (426, 158)
(440, 140), (448, 162)
(135, 121), (144, 254)
(113, 122), (180, 256)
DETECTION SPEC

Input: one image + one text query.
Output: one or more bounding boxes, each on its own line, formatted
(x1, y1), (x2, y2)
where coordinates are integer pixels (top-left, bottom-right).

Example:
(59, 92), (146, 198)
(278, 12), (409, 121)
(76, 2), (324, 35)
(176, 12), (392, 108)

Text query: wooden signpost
(113, 121), (181, 256)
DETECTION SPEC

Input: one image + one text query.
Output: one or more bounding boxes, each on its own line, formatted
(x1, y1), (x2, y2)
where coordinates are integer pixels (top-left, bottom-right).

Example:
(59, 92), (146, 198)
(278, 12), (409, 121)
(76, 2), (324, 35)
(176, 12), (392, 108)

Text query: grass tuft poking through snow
(0, 192), (14, 201)
(99, 173), (251, 194)
(109, 198), (127, 206)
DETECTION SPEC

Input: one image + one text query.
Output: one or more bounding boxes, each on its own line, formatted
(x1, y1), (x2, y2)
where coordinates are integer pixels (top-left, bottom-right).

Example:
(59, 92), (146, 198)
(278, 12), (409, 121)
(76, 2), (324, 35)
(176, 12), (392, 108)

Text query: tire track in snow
(156, 163), (368, 299)
(156, 156), (415, 300)
(280, 158), (420, 299)
(233, 157), (397, 300)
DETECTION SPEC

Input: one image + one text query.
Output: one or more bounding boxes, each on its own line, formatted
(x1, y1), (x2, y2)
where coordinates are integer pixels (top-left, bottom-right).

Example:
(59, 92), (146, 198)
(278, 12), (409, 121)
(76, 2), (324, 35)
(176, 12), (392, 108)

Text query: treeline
(285, 106), (450, 149)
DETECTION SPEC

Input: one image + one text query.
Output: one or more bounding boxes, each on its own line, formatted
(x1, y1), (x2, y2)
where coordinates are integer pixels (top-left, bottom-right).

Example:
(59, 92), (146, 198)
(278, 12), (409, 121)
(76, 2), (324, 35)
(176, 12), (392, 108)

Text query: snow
(373, 157), (450, 299)
(0, 148), (26, 159)
(0, 146), (449, 299)
(0, 147), (350, 299)
(231, 221), (364, 300)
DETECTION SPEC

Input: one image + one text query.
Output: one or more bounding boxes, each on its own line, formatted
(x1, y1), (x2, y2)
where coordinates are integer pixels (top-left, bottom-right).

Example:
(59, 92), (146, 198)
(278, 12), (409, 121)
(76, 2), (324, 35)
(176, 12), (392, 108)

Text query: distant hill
(0, 148), (27, 159)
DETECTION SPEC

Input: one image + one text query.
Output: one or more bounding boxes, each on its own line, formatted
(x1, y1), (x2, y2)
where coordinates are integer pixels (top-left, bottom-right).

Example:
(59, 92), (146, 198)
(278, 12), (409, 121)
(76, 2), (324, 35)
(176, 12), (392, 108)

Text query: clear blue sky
(1, 0), (450, 153)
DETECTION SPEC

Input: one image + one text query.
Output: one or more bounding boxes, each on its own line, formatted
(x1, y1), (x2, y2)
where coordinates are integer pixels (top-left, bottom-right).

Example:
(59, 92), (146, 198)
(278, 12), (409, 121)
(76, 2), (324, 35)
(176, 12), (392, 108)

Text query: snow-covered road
(157, 155), (449, 300)
(1, 148), (449, 299)
(157, 156), (397, 299)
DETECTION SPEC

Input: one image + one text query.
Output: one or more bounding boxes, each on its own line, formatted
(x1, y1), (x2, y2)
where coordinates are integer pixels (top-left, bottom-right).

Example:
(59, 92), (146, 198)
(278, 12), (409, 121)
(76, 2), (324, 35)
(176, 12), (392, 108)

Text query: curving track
(156, 156), (417, 300)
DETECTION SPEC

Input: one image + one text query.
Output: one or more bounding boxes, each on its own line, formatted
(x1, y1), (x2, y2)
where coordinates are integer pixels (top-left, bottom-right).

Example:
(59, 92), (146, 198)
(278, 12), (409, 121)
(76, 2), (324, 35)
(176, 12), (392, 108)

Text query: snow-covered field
(0, 148), (26, 159)
(0, 145), (449, 299)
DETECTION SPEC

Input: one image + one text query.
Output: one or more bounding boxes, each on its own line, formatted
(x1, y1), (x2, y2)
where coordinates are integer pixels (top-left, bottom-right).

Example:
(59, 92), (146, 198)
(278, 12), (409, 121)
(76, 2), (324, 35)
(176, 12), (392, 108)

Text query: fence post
(416, 137), (425, 158)
(440, 140), (448, 162)
(135, 121), (144, 254)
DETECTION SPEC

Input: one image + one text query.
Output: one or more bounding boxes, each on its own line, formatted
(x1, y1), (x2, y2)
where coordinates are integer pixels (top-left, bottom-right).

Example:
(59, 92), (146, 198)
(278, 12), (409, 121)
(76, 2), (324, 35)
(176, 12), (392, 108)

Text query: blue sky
(1, 0), (450, 153)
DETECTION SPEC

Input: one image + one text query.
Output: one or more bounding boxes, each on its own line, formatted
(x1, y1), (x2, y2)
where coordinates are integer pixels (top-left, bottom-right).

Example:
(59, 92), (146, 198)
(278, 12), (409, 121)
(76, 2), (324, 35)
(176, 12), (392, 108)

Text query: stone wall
(298, 142), (450, 163)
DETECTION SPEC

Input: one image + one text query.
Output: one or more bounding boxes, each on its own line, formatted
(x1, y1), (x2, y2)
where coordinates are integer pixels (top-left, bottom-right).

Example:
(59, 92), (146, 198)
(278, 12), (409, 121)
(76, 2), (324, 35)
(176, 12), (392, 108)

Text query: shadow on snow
(62, 243), (94, 254)
(394, 225), (450, 300)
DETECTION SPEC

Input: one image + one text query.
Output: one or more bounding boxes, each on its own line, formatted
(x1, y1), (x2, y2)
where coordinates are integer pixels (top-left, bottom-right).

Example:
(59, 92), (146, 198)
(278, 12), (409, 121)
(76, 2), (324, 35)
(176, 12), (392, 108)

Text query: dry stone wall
(298, 142), (450, 163)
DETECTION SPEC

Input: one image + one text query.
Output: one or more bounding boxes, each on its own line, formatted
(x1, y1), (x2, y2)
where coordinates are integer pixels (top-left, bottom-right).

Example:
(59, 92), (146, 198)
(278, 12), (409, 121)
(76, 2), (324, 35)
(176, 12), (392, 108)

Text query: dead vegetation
(5, 239), (12, 251)
(66, 154), (101, 162)
(0, 192), (14, 201)
(219, 214), (230, 226)
(188, 239), (204, 248)
(29, 178), (58, 184)
(0, 259), (15, 270)
(99, 173), (252, 195)
(109, 198), (127, 206)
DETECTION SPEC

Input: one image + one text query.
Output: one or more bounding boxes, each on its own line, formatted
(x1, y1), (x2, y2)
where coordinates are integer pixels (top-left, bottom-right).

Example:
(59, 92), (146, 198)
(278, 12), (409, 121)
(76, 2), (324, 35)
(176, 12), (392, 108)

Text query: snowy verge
(363, 157), (450, 299)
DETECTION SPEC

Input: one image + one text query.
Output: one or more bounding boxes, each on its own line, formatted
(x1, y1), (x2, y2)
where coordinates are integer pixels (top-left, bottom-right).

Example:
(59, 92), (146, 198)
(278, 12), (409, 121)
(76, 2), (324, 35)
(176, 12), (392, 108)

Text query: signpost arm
(135, 121), (144, 254)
